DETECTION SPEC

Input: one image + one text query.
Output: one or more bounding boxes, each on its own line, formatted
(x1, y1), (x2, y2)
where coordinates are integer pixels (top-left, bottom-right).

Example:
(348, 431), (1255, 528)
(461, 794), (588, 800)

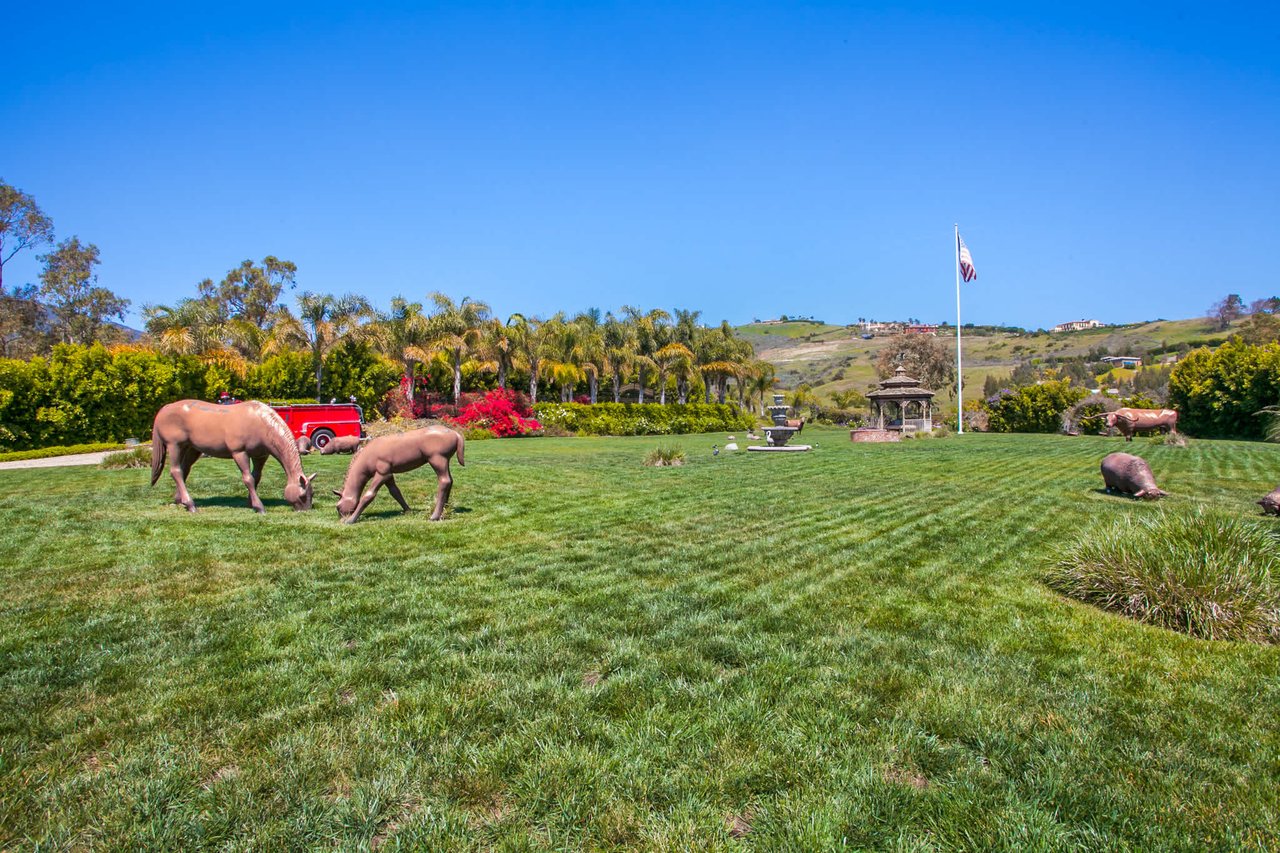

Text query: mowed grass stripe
(1, 431), (1279, 848)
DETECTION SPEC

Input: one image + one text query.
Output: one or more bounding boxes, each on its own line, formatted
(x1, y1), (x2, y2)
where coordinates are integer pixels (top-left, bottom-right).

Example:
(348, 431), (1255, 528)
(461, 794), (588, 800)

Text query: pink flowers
(451, 389), (541, 437)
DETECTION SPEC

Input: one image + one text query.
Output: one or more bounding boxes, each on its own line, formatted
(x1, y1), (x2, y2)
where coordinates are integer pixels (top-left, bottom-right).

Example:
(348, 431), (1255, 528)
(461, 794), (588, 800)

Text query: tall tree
(573, 310), (605, 404)
(200, 257), (297, 330)
(0, 180), (55, 293)
(371, 296), (431, 406)
(483, 316), (520, 391)
(273, 292), (375, 400)
(622, 306), (670, 404)
(38, 237), (129, 344)
(874, 333), (956, 396)
(601, 312), (635, 403)
(425, 293), (491, 403)
(1208, 294), (1245, 331)
(653, 342), (694, 405)
(0, 284), (49, 358)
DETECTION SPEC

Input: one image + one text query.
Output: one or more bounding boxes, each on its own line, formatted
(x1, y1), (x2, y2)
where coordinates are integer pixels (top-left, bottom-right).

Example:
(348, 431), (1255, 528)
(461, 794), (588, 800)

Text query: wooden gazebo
(866, 365), (936, 434)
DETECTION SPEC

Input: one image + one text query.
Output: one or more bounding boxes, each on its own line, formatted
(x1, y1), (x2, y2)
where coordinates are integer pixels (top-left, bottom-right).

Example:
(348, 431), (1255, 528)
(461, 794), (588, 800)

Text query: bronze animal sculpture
(1104, 407), (1178, 442)
(150, 399), (317, 513)
(297, 435), (313, 454)
(1259, 485), (1280, 516)
(333, 425), (464, 524)
(1100, 451), (1167, 499)
(319, 434), (365, 455)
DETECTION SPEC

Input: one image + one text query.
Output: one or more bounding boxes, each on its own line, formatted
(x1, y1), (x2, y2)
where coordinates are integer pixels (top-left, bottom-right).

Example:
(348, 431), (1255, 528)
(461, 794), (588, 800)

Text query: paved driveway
(0, 449), (137, 470)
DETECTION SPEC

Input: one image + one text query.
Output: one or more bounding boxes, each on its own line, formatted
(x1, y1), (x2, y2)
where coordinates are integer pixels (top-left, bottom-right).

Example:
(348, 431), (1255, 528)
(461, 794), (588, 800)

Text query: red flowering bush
(451, 389), (541, 437)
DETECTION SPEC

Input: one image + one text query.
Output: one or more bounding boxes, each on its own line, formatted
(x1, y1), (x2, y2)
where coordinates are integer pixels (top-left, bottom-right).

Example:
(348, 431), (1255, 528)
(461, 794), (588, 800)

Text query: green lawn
(2, 430), (1278, 849)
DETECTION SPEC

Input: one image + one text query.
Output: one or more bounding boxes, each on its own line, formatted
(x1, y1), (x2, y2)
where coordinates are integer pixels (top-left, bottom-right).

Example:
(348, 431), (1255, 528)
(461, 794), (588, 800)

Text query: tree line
(1, 179), (779, 412)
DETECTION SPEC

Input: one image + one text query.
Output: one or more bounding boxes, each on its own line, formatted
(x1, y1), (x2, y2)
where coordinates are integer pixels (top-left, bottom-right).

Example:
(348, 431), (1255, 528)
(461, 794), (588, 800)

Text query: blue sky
(4, 1), (1279, 329)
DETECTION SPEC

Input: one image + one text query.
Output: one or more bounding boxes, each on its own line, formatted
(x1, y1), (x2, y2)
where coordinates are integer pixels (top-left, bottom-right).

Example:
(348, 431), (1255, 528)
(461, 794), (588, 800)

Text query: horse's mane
(245, 401), (304, 476)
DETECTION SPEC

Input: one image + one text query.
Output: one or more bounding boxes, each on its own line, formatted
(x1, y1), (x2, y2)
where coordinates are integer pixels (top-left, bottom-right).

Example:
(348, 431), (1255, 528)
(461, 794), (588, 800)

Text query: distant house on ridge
(1052, 319), (1104, 332)
(1100, 355), (1143, 369)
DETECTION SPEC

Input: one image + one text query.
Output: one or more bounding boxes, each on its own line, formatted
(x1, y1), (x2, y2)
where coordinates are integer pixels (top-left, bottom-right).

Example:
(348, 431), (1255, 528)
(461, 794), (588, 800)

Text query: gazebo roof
(866, 365), (936, 400)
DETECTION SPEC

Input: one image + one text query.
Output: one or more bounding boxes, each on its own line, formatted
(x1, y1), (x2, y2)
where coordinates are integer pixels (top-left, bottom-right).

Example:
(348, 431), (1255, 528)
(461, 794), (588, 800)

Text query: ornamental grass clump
(1048, 507), (1280, 643)
(98, 446), (153, 469)
(643, 446), (686, 467)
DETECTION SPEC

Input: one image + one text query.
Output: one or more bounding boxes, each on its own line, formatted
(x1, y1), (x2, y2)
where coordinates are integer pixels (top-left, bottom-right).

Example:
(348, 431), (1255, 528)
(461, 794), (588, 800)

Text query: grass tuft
(1048, 506), (1280, 643)
(98, 446), (153, 469)
(643, 446), (686, 466)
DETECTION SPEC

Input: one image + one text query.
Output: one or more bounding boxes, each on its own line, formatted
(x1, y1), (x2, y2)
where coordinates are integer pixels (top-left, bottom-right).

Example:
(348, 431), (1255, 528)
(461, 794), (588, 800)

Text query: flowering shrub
(533, 402), (754, 436)
(452, 389), (541, 437)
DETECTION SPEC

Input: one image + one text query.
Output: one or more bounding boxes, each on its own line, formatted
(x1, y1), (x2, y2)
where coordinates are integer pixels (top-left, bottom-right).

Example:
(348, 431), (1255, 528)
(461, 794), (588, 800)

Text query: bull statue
(1259, 485), (1280, 516)
(319, 434), (365, 455)
(151, 399), (317, 513)
(1100, 451), (1167, 499)
(333, 425), (464, 524)
(1104, 407), (1178, 442)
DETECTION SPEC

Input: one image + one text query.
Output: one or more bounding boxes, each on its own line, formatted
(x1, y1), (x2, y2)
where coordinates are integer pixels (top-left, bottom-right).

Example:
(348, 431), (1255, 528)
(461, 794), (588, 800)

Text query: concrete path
(0, 449), (135, 470)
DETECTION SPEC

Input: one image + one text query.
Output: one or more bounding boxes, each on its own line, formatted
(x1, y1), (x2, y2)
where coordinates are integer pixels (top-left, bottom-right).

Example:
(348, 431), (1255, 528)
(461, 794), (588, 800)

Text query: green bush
(0, 342), (402, 452)
(0, 442), (125, 462)
(533, 402), (754, 436)
(1048, 507), (1280, 644)
(98, 446), (153, 469)
(1168, 339), (1280, 439)
(983, 379), (1086, 433)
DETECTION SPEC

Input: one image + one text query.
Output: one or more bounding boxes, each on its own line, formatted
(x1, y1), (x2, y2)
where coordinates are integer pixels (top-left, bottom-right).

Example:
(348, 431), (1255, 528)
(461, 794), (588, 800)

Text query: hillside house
(1053, 319), (1103, 332)
(1100, 355), (1142, 369)
(904, 324), (939, 335)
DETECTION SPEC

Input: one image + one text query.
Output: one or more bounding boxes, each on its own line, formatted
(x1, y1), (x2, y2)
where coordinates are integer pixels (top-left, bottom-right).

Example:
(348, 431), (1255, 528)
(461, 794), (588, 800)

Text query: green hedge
(0, 341), (401, 452)
(0, 442), (125, 462)
(533, 402), (755, 436)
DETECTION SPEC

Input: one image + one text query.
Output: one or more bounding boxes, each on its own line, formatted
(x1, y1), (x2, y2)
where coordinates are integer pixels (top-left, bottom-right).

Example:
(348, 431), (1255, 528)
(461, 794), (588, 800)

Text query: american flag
(957, 233), (977, 282)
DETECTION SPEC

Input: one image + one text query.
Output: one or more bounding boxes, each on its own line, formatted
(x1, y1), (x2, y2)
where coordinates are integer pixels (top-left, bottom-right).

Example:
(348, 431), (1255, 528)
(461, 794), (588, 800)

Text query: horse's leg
(428, 455), (452, 521)
(232, 451), (266, 513)
(344, 472), (389, 524)
(384, 475), (411, 512)
(169, 441), (197, 512)
(251, 455), (266, 487)
(179, 446), (201, 481)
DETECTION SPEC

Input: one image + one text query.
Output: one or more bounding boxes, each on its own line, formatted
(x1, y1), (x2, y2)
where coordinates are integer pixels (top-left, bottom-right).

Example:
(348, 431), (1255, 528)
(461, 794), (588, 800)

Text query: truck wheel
(311, 428), (336, 450)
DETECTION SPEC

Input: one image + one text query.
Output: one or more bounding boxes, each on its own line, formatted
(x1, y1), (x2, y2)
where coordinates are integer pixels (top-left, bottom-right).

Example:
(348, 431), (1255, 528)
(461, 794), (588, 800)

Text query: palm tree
(601, 312), (635, 403)
(508, 313), (551, 404)
(143, 297), (229, 357)
(622, 306), (670, 404)
(748, 359), (777, 414)
(483, 316), (520, 390)
(653, 342), (694, 405)
(370, 296), (431, 406)
(424, 293), (491, 403)
(573, 310), (605, 404)
(272, 291), (375, 400)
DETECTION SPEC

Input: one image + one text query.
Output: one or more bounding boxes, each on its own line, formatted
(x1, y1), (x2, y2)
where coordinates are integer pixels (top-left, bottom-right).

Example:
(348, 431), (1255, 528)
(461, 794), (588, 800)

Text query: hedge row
(0, 342), (398, 451)
(533, 402), (755, 436)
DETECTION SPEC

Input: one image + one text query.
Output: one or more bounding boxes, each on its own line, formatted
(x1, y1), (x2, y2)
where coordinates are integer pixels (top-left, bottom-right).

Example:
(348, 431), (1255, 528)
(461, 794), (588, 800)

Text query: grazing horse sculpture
(151, 399), (317, 513)
(333, 425), (464, 524)
(1104, 407), (1179, 441)
(319, 434), (365, 455)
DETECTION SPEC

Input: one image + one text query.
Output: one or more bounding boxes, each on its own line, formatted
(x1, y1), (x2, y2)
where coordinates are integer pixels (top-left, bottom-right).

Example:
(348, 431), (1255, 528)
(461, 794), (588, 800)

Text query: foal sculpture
(333, 425), (464, 523)
(151, 399), (317, 512)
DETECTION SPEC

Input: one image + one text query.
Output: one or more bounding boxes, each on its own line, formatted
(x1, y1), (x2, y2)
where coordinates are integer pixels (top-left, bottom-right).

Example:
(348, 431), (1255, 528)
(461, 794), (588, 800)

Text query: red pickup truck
(270, 402), (365, 450)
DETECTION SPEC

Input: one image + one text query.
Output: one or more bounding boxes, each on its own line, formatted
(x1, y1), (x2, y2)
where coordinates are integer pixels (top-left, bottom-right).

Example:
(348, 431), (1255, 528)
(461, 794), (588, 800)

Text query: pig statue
(1100, 452), (1167, 499)
(1259, 485), (1280, 516)
(319, 434), (365, 455)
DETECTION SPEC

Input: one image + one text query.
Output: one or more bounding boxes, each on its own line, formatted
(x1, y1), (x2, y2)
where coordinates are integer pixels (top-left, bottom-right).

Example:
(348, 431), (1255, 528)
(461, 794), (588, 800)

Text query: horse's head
(334, 488), (357, 520)
(285, 472), (318, 511)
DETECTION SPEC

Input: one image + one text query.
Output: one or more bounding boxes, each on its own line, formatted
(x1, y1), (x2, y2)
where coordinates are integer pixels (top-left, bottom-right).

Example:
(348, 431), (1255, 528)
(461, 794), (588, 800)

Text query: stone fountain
(747, 393), (812, 452)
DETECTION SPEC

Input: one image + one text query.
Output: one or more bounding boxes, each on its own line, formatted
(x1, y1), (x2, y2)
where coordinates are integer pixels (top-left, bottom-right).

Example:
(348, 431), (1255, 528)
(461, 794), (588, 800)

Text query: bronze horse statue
(333, 425), (464, 523)
(151, 399), (317, 513)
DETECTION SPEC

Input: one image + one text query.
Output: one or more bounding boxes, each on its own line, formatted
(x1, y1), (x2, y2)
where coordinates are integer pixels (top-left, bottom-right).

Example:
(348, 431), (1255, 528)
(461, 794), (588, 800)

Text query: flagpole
(955, 223), (963, 434)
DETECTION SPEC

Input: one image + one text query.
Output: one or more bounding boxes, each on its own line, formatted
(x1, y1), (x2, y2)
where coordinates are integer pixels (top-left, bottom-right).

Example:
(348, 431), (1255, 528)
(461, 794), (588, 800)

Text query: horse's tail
(455, 430), (465, 466)
(150, 438), (166, 486)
